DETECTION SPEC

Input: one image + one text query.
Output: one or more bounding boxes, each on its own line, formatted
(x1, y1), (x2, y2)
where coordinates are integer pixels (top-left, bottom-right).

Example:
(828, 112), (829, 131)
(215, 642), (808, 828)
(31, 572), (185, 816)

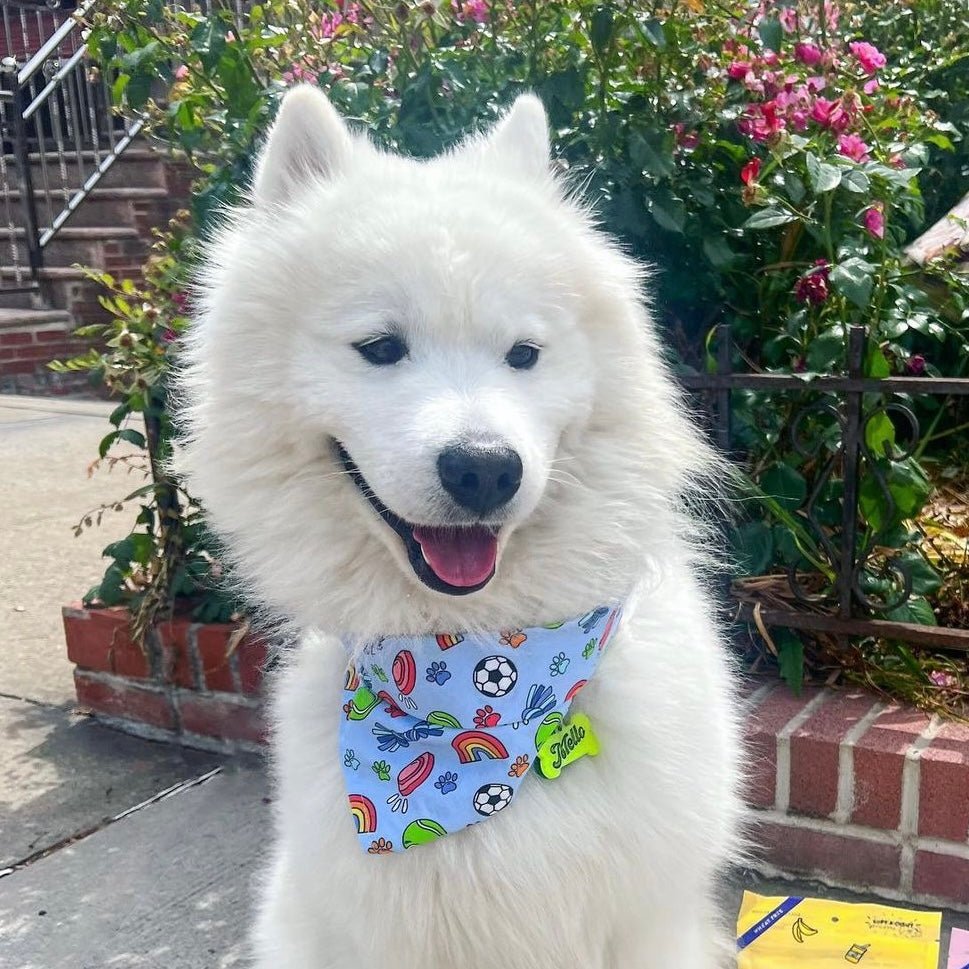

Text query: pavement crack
(0, 690), (67, 711)
(0, 766), (223, 880)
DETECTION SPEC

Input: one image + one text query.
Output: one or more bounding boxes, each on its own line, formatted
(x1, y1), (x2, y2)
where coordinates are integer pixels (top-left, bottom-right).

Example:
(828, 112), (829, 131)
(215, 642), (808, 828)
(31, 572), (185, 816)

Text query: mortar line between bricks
(833, 700), (886, 824)
(754, 807), (969, 861)
(748, 859), (969, 915)
(0, 767), (223, 881)
(743, 682), (776, 712)
(775, 691), (829, 814)
(898, 717), (941, 894)
(187, 624), (205, 691)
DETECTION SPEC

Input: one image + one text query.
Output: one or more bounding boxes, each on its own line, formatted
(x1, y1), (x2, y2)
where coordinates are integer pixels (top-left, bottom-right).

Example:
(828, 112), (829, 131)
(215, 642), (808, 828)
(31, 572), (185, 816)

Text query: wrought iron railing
(0, 0), (144, 295)
(681, 324), (969, 652)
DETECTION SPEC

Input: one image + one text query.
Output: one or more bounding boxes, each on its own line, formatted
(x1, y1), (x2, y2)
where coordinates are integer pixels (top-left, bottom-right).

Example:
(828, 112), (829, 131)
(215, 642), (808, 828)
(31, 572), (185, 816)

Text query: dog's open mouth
(336, 443), (498, 596)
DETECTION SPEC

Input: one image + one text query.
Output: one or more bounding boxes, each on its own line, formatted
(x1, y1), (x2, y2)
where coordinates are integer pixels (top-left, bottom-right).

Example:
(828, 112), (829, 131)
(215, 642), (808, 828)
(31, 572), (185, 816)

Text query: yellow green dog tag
(535, 712), (599, 779)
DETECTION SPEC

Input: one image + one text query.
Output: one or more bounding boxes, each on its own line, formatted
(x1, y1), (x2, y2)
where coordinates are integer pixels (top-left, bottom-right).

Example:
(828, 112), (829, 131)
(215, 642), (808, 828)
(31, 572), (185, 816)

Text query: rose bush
(64, 0), (969, 701)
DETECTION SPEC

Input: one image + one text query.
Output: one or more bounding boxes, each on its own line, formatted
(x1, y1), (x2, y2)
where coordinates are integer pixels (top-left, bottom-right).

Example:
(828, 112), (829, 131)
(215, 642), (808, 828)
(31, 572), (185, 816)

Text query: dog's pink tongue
(412, 526), (498, 588)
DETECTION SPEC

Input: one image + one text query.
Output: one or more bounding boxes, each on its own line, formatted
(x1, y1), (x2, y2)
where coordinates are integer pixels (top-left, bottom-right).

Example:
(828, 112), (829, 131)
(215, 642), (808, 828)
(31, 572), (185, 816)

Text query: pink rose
(838, 132), (871, 162)
(849, 41), (886, 75)
(794, 42), (823, 67)
(174, 65), (189, 81)
(863, 78), (879, 95)
(863, 203), (885, 239)
(907, 354), (927, 376)
(728, 61), (752, 80)
(811, 97), (849, 130)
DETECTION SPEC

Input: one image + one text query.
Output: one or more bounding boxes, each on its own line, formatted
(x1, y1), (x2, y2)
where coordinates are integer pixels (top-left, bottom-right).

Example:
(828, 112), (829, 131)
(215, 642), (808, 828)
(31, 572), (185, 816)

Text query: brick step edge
(742, 680), (969, 910)
(64, 603), (269, 755)
(74, 670), (266, 755)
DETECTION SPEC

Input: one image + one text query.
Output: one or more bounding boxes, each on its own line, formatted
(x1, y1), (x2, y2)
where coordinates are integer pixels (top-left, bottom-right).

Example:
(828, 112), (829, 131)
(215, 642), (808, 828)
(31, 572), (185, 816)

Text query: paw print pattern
(371, 664), (389, 683)
(368, 838), (393, 854)
(549, 652), (570, 677)
(582, 638), (597, 659)
(371, 760), (391, 782)
(508, 754), (529, 778)
(425, 661), (451, 685)
(474, 705), (501, 728)
(343, 749), (360, 771)
(434, 772), (458, 795)
(500, 629), (527, 649)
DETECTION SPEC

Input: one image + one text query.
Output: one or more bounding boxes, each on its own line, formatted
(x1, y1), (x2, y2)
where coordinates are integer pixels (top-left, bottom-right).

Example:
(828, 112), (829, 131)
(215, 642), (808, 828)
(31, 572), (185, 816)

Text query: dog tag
(535, 713), (599, 779)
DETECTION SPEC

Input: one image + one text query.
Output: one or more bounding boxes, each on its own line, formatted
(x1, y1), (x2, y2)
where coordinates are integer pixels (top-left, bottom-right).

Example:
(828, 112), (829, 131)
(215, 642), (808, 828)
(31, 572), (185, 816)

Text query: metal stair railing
(0, 0), (145, 296)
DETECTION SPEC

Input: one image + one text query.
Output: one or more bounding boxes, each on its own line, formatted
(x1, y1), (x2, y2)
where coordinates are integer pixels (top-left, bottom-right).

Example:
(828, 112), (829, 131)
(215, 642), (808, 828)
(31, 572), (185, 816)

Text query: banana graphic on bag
(792, 917), (819, 944)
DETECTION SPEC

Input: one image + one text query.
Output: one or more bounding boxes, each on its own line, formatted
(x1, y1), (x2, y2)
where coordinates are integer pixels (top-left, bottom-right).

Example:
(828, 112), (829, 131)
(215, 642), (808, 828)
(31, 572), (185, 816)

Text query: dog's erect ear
(252, 86), (352, 204)
(477, 94), (550, 180)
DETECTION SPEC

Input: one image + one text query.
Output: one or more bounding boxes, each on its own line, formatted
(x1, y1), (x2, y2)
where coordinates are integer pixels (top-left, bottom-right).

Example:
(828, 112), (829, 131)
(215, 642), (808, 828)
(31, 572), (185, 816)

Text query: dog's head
(176, 87), (717, 635)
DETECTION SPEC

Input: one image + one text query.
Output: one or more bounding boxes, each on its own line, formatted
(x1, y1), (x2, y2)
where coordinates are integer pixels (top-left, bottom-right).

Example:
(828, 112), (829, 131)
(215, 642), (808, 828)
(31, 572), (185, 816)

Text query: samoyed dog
(176, 86), (743, 968)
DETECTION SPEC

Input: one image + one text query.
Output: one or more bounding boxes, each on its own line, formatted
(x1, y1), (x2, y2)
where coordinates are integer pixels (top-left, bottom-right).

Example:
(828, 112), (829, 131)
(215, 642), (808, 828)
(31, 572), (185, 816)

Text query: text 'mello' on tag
(535, 712), (599, 779)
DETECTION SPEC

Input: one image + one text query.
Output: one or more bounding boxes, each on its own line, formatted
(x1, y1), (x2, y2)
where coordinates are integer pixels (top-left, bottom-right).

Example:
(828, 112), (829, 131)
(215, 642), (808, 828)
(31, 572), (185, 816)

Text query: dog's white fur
(176, 87), (744, 969)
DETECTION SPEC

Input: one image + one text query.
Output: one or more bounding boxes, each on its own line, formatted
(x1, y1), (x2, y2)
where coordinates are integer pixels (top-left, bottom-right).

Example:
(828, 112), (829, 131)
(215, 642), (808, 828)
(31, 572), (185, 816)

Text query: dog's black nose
(437, 444), (523, 516)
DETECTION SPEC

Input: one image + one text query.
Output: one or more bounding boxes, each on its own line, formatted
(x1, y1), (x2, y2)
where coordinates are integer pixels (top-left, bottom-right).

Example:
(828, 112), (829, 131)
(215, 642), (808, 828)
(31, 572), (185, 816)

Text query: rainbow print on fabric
(339, 604), (624, 854)
(348, 794), (377, 834)
(451, 730), (510, 763)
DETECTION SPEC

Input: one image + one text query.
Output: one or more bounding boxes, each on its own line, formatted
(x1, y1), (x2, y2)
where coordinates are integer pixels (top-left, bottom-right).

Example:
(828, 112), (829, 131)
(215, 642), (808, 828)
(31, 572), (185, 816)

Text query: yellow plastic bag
(736, 892), (941, 968)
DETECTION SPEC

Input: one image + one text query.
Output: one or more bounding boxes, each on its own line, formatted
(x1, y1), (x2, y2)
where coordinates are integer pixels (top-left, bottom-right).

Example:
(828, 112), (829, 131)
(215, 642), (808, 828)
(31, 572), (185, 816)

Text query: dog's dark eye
(354, 335), (408, 367)
(505, 342), (541, 370)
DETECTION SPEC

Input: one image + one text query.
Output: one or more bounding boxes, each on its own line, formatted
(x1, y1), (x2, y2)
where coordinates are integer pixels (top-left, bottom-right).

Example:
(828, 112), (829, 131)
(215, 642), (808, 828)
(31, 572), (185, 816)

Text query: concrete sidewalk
(0, 394), (965, 967)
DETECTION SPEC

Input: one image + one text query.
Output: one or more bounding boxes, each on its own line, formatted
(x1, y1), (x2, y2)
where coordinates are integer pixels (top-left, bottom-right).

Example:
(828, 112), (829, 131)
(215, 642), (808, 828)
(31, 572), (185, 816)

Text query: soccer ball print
(473, 656), (518, 698)
(473, 783), (514, 816)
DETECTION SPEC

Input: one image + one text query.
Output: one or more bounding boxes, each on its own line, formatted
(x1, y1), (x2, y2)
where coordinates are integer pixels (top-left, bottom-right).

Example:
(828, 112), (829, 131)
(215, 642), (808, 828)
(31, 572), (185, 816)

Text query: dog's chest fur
(255, 568), (741, 969)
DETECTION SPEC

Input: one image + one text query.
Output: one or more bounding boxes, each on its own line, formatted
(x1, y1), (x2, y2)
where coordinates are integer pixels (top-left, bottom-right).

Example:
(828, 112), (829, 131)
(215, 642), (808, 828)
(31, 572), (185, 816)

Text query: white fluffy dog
(176, 86), (743, 968)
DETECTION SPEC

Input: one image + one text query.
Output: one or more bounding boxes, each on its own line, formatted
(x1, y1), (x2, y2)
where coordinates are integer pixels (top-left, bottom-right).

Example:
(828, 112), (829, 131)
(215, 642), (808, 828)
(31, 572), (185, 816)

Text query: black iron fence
(0, 0), (145, 295)
(681, 323), (969, 652)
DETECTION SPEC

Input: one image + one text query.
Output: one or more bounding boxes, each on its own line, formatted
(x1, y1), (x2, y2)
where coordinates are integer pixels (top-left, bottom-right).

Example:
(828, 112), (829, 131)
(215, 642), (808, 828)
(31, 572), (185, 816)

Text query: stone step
(3, 225), (146, 269)
(0, 306), (73, 330)
(2, 186), (170, 228)
(1, 147), (170, 191)
(0, 264), (90, 311)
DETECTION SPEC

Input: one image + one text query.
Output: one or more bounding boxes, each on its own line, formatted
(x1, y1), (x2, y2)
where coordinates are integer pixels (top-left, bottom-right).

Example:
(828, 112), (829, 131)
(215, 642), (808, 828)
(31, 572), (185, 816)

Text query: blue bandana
(339, 604), (623, 854)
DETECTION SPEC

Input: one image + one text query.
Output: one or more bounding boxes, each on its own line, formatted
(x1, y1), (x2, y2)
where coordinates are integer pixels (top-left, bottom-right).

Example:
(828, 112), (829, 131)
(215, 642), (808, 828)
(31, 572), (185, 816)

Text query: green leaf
(590, 5), (615, 53)
(859, 458), (932, 531)
(649, 190), (686, 234)
(760, 463), (807, 513)
(865, 411), (896, 457)
(643, 17), (666, 49)
(806, 152), (842, 193)
(883, 596), (937, 626)
(806, 330), (845, 371)
(702, 236), (738, 270)
(99, 431), (120, 458)
(118, 428), (147, 449)
(830, 257), (874, 309)
(742, 207), (797, 231)
(895, 552), (942, 597)
(758, 15), (783, 52)
(108, 403), (129, 428)
(776, 630), (805, 695)
(865, 345), (891, 378)
(841, 168), (871, 194)
(630, 130), (674, 179)
(782, 170), (806, 204)
(732, 520), (774, 575)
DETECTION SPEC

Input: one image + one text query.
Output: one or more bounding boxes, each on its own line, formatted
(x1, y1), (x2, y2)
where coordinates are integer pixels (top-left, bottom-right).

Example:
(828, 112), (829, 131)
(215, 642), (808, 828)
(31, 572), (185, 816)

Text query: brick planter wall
(63, 609), (969, 907)
(743, 681), (969, 911)
(63, 603), (268, 753)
